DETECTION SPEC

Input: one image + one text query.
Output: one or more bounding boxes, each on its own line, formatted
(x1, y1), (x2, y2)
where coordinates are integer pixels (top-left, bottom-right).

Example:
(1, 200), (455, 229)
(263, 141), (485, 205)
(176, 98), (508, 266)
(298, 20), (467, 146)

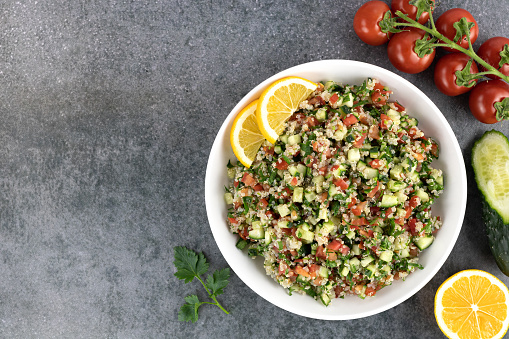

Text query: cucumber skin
(482, 197), (509, 277)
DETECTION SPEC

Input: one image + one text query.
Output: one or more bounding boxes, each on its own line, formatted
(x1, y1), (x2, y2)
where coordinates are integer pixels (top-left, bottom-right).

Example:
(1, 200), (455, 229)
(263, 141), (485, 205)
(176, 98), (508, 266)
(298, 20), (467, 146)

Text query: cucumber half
(472, 130), (509, 276)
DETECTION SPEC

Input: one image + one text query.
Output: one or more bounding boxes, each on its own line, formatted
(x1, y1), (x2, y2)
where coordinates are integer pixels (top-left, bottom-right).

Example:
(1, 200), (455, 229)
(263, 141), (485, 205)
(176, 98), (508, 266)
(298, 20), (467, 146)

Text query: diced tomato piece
(327, 251), (338, 261)
(413, 152), (425, 161)
(369, 125), (380, 140)
(317, 192), (328, 203)
(275, 187), (292, 199)
(351, 201), (367, 216)
(266, 210), (275, 219)
(343, 114), (359, 126)
(306, 116), (320, 127)
(308, 96), (325, 106)
(365, 286), (377, 296)
(393, 102), (405, 112)
(409, 195), (421, 208)
(258, 198), (268, 209)
(253, 184), (264, 191)
(263, 146), (275, 156)
(324, 148), (334, 159)
(359, 113), (370, 125)
(275, 158), (289, 170)
(370, 206), (381, 215)
(233, 201), (241, 210)
(318, 166), (328, 176)
(405, 206), (412, 219)
(408, 126), (420, 139)
(353, 132), (367, 148)
(339, 244), (350, 255)
(316, 245), (326, 260)
(347, 196), (357, 209)
(240, 187), (251, 197)
(394, 217), (405, 226)
(369, 159), (382, 169)
(228, 217), (238, 225)
(241, 172), (257, 187)
(351, 217), (368, 226)
(407, 218), (418, 236)
(327, 239), (342, 251)
(295, 265), (310, 278)
(358, 241), (366, 250)
(367, 181), (380, 199)
(304, 155), (317, 168)
(384, 207), (396, 218)
(431, 142), (439, 158)
(233, 180), (239, 188)
(333, 178), (349, 190)
(290, 113), (306, 122)
(359, 229), (373, 238)
(290, 177), (299, 186)
(239, 227), (249, 240)
(380, 113), (392, 130)
(330, 93), (339, 104)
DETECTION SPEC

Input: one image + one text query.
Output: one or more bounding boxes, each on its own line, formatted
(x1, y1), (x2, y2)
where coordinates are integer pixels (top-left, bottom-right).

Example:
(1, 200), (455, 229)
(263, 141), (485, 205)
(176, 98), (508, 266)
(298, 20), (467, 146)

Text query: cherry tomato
(387, 28), (435, 74)
(435, 8), (478, 52)
(477, 37), (509, 79)
(353, 1), (392, 46)
(434, 53), (478, 96)
(391, 0), (435, 24)
(469, 80), (509, 124)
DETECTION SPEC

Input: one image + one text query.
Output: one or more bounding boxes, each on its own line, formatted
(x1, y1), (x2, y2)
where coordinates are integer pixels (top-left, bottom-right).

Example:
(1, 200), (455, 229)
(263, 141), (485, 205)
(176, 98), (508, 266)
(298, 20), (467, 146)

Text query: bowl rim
(205, 59), (467, 320)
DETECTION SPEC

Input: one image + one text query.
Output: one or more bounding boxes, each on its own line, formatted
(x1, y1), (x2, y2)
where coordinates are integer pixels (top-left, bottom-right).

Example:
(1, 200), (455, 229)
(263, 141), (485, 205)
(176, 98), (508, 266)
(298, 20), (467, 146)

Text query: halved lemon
(256, 76), (318, 144)
(435, 269), (509, 339)
(230, 100), (265, 168)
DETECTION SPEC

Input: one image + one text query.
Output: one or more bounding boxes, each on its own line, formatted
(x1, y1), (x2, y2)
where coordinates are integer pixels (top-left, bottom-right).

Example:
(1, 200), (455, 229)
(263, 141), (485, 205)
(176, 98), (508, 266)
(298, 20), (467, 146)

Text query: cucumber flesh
(414, 235), (434, 250)
(472, 130), (509, 223)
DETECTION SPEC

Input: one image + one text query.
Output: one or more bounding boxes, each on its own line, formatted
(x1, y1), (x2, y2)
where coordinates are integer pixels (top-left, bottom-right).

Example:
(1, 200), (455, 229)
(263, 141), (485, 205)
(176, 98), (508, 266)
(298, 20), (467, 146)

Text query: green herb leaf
(205, 268), (230, 296)
(452, 17), (475, 44)
(178, 295), (202, 323)
(498, 44), (509, 68)
(173, 246), (209, 283)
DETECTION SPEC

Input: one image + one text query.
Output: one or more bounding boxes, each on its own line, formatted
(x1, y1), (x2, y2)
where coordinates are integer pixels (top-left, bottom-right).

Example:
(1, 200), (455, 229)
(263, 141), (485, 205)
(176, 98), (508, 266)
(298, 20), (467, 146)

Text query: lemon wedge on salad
(256, 76), (317, 144)
(230, 100), (265, 168)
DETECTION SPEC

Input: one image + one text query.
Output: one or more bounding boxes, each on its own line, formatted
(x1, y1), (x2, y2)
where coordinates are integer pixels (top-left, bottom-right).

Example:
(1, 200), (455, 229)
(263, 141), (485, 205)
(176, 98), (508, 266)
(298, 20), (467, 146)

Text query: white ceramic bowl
(205, 60), (467, 320)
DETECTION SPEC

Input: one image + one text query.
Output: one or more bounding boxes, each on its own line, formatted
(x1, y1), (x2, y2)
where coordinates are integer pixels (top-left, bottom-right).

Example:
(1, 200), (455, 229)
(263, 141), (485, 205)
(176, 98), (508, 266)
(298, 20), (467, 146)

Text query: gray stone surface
(0, 0), (508, 338)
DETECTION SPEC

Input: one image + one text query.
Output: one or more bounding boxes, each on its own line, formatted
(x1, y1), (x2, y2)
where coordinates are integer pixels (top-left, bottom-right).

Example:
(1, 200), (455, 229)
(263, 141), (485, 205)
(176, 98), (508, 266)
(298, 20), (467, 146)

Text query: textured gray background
(0, 0), (508, 338)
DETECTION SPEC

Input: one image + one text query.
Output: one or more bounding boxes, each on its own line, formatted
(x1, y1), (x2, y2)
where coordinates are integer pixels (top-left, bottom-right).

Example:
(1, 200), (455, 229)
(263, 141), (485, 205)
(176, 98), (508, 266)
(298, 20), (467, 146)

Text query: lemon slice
(230, 100), (265, 168)
(256, 76), (318, 144)
(435, 269), (509, 339)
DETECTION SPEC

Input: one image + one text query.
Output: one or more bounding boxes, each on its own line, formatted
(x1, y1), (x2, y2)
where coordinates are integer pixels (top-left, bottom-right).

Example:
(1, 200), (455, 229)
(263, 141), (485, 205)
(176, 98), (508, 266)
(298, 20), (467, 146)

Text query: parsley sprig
(173, 246), (230, 322)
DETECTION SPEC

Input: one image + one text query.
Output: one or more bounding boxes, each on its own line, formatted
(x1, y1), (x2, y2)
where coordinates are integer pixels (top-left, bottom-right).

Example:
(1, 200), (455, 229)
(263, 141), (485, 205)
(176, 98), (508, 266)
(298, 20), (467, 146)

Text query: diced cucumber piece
(346, 230), (355, 239)
(369, 147), (380, 158)
(312, 175), (325, 185)
(388, 180), (406, 192)
(274, 145), (283, 154)
(293, 187), (304, 203)
(324, 80), (335, 91)
(365, 263), (377, 277)
(386, 108), (400, 125)
(288, 165), (298, 176)
(280, 135), (289, 144)
(328, 184), (337, 197)
(340, 265), (350, 277)
(305, 191), (317, 202)
(415, 189), (430, 202)
(320, 292), (331, 306)
(348, 148), (360, 163)
(390, 165), (404, 180)
(224, 192), (233, 205)
(227, 167), (236, 179)
(320, 221), (335, 236)
(343, 93), (354, 107)
(414, 235), (434, 250)
(297, 227), (314, 244)
(277, 204), (290, 217)
(380, 194), (398, 208)
(296, 164), (307, 176)
(381, 265), (391, 274)
(402, 157), (416, 172)
(296, 274), (308, 283)
(357, 161), (367, 172)
(264, 229), (274, 244)
(332, 163), (348, 178)
(361, 255), (374, 267)
(288, 134), (302, 145)
(352, 244), (361, 256)
(399, 248), (410, 258)
(349, 257), (361, 273)
(277, 220), (289, 228)
(249, 228), (265, 239)
(395, 191), (408, 203)
(394, 235), (408, 250)
(316, 108), (327, 121)
(251, 221), (262, 230)
(407, 171), (420, 183)
(318, 208), (328, 220)
(333, 125), (347, 141)
(363, 167), (379, 180)
(319, 266), (329, 278)
(396, 208), (407, 219)
(380, 250), (393, 262)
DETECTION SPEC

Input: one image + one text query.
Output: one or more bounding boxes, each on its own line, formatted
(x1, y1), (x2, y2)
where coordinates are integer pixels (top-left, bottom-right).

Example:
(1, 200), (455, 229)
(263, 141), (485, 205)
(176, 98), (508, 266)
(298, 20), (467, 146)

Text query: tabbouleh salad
(224, 78), (444, 306)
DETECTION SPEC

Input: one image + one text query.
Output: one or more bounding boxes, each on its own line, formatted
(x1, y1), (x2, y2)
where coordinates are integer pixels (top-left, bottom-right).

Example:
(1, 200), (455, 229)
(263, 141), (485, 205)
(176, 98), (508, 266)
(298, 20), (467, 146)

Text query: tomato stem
(393, 10), (509, 83)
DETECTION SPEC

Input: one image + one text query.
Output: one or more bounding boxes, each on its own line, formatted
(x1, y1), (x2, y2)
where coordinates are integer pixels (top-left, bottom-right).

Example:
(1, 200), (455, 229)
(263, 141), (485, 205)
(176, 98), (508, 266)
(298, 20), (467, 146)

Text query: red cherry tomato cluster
(353, 0), (509, 124)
